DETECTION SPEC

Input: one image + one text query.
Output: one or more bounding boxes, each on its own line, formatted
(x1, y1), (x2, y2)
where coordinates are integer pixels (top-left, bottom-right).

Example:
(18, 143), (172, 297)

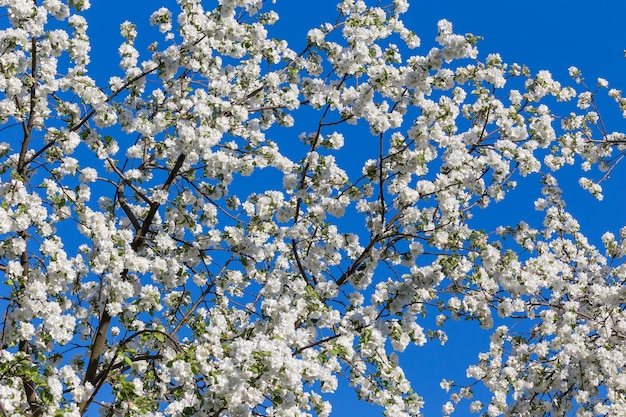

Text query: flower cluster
(0, 0), (625, 416)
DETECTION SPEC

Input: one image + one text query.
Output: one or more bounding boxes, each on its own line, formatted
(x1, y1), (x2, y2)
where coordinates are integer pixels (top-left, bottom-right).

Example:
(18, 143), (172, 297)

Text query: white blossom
(1, 1), (626, 416)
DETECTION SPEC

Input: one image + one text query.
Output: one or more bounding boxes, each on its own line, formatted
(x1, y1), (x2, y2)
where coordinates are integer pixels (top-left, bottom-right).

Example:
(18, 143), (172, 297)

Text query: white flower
(69, 0), (91, 11)
(307, 28), (325, 46)
(150, 7), (172, 33)
(19, 322), (35, 340)
(79, 167), (98, 183)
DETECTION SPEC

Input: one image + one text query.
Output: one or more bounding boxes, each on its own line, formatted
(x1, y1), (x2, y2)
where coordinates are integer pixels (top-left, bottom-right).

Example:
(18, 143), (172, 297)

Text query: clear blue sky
(81, 1), (626, 415)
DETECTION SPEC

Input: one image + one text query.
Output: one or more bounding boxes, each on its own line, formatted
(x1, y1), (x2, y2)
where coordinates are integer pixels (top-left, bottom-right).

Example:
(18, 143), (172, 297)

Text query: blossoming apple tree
(1, 0), (626, 415)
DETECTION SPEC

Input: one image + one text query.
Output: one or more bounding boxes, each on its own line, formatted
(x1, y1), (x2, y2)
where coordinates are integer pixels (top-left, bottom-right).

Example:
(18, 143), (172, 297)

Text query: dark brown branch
(334, 233), (381, 287)
(19, 340), (42, 417)
(132, 154), (185, 250)
(80, 154), (186, 415)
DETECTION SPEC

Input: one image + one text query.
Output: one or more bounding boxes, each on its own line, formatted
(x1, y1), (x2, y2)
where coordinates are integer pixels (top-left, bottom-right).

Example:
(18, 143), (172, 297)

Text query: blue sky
(80, 1), (626, 415)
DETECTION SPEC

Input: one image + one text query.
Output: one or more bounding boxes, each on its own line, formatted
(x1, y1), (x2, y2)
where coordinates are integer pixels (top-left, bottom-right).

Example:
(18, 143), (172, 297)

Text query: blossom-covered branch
(0, 0), (625, 416)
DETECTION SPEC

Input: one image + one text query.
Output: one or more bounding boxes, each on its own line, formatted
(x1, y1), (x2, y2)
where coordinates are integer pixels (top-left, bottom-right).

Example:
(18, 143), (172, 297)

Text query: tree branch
(79, 154), (186, 415)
